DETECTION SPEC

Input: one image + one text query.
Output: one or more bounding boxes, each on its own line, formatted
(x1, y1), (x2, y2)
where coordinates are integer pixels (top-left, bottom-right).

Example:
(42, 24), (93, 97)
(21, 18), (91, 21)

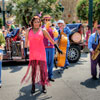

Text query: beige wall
(60, 0), (79, 23)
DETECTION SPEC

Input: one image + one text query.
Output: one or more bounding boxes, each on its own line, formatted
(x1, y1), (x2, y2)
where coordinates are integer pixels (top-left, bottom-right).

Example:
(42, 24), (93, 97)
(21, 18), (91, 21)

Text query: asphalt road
(0, 53), (100, 100)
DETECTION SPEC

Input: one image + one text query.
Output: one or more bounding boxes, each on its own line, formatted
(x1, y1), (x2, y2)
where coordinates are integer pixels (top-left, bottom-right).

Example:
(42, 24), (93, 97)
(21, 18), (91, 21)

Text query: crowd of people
(0, 14), (100, 95)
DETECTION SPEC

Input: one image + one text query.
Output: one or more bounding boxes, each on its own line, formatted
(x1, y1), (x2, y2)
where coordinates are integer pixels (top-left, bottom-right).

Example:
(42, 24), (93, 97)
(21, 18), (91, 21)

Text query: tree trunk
(23, 16), (28, 26)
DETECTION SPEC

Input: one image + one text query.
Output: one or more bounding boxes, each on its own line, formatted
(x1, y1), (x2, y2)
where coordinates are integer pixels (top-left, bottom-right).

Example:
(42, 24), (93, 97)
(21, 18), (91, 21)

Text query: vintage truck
(67, 23), (85, 63)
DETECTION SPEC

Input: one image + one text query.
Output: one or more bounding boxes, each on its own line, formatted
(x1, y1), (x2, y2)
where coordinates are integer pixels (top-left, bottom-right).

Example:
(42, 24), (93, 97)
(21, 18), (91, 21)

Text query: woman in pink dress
(21, 16), (62, 94)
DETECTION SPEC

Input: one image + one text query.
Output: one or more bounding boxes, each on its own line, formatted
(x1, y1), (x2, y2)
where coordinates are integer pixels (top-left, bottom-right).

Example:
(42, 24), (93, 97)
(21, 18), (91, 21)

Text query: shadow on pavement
(2, 61), (29, 67)
(80, 78), (100, 89)
(53, 68), (64, 79)
(9, 66), (23, 73)
(69, 59), (88, 68)
(2, 66), (23, 73)
(53, 59), (86, 80)
(81, 52), (89, 58)
(16, 84), (52, 100)
(2, 61), (29, 73)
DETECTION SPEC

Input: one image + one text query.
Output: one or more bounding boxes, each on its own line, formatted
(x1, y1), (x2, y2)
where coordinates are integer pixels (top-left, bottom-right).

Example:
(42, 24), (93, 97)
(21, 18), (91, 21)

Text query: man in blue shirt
(57, 20), (71, 69)
(88, 25), (100, 80)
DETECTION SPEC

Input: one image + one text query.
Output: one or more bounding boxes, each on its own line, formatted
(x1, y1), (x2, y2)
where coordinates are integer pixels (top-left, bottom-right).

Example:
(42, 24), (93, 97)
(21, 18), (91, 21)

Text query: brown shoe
(31, 84), (35, 94)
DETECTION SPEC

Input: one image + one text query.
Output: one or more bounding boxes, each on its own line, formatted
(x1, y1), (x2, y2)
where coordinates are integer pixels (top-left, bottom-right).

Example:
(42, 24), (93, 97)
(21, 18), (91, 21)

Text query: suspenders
(95, 31), (100, 44)
(95, 31), (98, 43)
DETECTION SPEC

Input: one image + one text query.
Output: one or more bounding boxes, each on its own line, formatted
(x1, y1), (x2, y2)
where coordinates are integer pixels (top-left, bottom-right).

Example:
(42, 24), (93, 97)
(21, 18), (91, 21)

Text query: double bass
(56, 30), (68, 67)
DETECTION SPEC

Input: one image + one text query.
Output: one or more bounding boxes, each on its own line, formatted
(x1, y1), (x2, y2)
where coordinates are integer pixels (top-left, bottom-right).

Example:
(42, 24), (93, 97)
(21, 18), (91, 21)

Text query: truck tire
(68, 45), (81, 63)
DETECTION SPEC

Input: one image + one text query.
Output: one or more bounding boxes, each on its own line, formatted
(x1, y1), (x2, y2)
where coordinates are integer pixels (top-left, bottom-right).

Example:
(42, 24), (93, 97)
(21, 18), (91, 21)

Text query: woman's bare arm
(43, 29), (55, 45)
(43, 29), (63, 54)
(25, 29), (29, 48)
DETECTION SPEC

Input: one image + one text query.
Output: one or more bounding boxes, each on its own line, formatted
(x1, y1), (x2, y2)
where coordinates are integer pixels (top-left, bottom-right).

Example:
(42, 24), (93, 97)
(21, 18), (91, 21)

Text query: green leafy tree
(0, 18), (2, 28)
(93, 0), (100, 24)
(76, 0), (88, 21)
(6, 0), (63, 26)
(76, 0), (100, 23)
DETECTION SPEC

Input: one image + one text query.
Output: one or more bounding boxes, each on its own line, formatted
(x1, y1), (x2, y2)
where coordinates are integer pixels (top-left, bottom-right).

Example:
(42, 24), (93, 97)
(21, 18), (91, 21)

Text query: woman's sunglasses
(44, 19), (50, 21)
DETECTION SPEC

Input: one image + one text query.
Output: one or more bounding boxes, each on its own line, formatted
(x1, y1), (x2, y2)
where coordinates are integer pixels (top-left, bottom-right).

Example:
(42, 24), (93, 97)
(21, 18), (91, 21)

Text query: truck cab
(66, 23), (85, 63)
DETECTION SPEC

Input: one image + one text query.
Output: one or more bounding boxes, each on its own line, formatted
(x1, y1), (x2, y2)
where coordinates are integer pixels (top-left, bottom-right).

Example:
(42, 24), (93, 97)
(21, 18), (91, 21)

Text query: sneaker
(61, 67), (68, 70)
(63, 65), (69, 69)
(64, 67), (69, 69)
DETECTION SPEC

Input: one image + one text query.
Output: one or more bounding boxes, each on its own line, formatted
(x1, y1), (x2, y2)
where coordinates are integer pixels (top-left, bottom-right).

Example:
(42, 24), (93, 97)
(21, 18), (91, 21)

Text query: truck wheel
(68, 45), (81, 63)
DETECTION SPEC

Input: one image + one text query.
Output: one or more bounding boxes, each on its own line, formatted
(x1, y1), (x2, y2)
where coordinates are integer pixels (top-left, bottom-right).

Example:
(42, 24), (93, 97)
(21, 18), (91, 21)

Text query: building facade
(60, 0), (79, 23)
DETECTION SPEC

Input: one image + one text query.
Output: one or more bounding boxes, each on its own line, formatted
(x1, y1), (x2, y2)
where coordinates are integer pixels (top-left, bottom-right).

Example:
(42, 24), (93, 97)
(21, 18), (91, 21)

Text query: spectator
(0, 30), (6, 88)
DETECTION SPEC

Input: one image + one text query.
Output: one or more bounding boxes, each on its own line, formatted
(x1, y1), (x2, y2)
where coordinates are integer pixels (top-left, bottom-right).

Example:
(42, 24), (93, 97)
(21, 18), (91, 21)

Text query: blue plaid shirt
(56, 26), (71, 47)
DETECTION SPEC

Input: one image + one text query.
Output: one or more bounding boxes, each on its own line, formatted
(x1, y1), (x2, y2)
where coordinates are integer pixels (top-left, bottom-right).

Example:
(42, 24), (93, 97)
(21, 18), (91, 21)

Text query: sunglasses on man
(44, 19), (50, 21)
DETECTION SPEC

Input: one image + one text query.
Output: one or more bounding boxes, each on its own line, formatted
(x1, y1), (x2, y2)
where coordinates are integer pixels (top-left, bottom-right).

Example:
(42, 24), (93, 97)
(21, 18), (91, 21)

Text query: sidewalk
(0, 53), (100, 100)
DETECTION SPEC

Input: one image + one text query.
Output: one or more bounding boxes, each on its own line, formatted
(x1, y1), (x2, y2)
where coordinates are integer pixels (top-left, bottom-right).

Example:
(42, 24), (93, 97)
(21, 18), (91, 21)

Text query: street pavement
(0, 53), (100, 100)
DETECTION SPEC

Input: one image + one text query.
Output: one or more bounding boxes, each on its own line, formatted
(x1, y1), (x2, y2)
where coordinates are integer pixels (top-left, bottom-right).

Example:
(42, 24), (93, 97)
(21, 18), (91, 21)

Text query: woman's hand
(91, 50), (95, 55)
(43, 29), (55, 45)
(54, 44), (63, 54)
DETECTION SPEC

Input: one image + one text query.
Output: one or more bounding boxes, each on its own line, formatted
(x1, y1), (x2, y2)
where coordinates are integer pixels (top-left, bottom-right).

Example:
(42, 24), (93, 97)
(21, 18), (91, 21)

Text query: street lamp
(2, 0), (5, 26)
(89, 0), (93, 33)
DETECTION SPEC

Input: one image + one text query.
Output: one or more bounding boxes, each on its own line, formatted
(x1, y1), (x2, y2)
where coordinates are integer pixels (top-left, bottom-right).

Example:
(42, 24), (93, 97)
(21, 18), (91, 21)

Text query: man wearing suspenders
(88, 25), (100, 80)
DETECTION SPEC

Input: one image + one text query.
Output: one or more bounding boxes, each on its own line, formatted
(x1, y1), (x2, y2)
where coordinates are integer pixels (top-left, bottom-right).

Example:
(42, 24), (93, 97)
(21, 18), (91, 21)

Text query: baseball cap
(57, 20), (65, 24)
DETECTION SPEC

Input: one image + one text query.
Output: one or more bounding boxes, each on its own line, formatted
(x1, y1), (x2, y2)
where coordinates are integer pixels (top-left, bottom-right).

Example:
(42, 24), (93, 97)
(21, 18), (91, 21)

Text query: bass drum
(71, 32), (81, 43)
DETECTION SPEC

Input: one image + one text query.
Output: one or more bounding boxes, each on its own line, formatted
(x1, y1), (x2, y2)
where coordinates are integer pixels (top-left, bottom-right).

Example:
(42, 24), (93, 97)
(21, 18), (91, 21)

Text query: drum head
(71, 32), (81, 43)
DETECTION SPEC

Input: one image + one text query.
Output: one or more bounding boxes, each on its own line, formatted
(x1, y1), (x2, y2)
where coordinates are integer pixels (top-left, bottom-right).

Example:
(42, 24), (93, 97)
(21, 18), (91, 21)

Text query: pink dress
(21, 28), (49, 86)
(29, 28), (46, 61)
